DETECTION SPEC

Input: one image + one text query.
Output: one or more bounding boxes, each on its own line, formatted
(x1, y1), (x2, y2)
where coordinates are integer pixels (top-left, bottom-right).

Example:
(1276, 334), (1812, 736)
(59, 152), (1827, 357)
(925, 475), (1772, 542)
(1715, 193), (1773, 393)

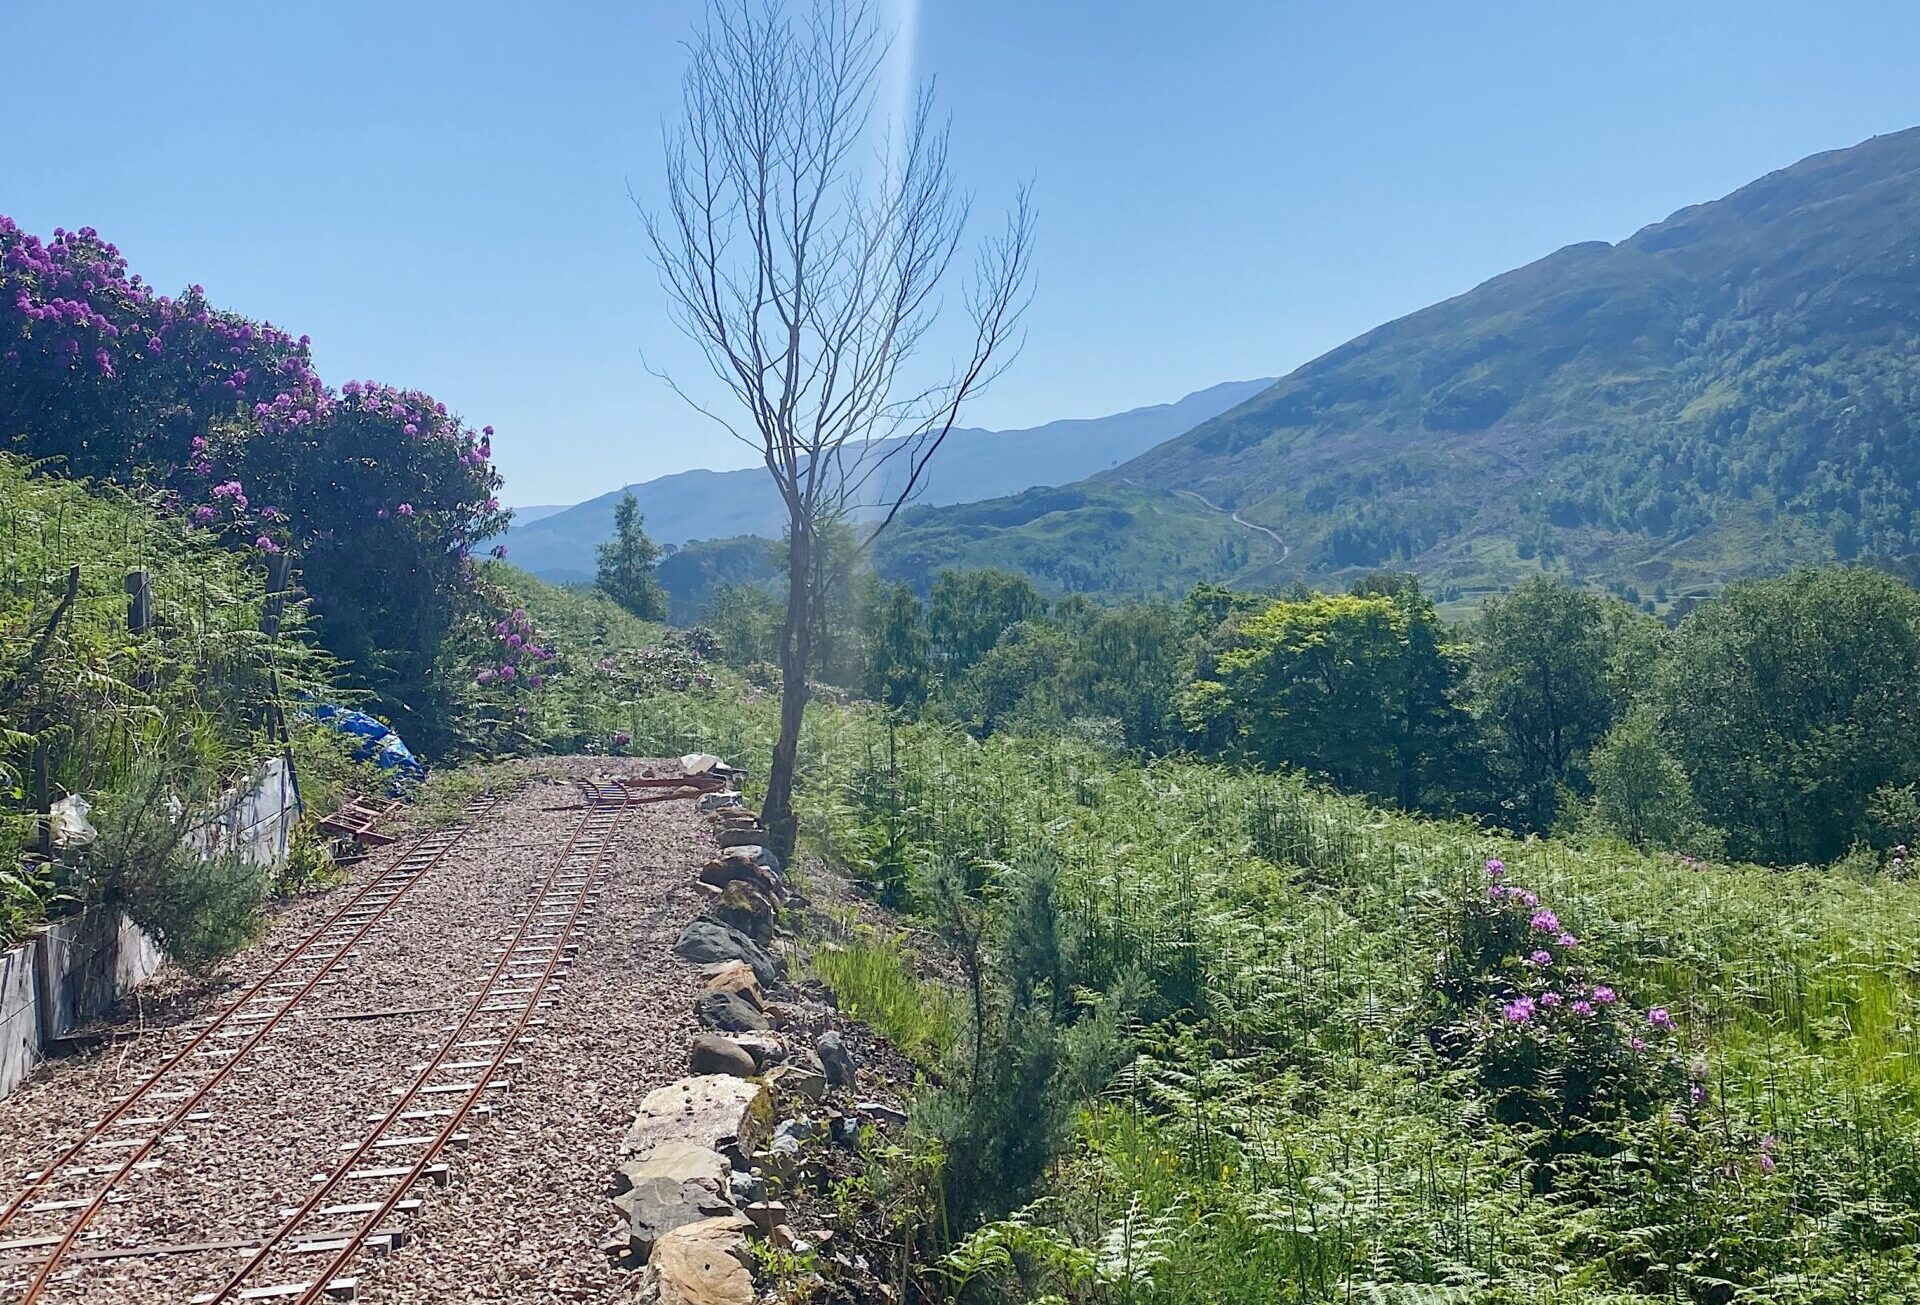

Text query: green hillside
(877, 128), (1920, 601)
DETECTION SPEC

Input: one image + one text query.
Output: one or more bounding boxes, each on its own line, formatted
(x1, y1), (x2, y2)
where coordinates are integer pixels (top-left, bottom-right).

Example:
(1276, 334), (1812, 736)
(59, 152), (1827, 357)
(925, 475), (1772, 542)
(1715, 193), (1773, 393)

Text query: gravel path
(0, 759), (718, 1304)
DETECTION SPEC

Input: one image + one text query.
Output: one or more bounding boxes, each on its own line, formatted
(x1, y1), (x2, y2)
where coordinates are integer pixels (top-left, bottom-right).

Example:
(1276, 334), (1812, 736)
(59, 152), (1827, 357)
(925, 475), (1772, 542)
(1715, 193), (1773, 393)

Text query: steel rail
(9, 792), (503, 1302)
(202, 787), (631, 1304)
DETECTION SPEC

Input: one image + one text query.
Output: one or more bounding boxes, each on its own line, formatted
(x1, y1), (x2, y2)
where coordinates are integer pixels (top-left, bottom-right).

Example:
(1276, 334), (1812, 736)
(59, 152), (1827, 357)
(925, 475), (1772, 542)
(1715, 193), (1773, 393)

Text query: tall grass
(812, 927), (956, 1065)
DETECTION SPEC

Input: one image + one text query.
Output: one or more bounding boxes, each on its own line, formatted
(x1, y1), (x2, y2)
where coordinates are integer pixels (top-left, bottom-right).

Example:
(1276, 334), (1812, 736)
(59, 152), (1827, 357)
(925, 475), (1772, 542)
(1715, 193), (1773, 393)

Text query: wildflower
(396, 502), (414, 516)
(192, 505), (217, 524)
(1485, 858), (1505, 877)
(254, 536), (280, 554)
(1527, 949), (1553, 967)
(1516, 890), (1539, 907)
(1648, 1007), (1675, 1030)
(1591, 985), (1616, 1005)
(1570, 999), (1595, 1016)
(1502, 996), (1535, 1024)
(476, 669), (496, 686)
(498, 665), (516, 682)
(1556, 932), (1577, 948)
(1539, 991), (1563, 1009)
(1629, 1037), (1646, 1050)
(1529, 909), (1560, 934)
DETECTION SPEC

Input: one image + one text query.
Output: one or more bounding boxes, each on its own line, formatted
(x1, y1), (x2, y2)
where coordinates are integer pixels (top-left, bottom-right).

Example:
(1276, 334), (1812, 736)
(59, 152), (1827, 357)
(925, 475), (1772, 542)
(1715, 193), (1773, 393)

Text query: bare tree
(642, 0), (1033, 857)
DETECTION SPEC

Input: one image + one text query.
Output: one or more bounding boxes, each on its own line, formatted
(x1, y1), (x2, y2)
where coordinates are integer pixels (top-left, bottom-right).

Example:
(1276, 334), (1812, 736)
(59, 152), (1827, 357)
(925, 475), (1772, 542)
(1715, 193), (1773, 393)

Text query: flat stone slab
(622, 1074), (772, 1162)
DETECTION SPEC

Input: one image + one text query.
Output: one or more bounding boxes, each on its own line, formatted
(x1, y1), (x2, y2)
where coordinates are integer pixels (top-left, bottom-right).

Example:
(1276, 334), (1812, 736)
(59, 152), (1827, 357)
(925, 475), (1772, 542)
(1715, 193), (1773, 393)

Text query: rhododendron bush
(0, 217), (509, 750)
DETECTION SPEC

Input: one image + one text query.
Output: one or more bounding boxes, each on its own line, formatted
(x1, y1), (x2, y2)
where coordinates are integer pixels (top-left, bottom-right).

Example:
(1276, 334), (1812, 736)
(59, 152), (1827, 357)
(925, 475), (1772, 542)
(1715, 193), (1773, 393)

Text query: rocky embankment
(612, 781), (912, 1304)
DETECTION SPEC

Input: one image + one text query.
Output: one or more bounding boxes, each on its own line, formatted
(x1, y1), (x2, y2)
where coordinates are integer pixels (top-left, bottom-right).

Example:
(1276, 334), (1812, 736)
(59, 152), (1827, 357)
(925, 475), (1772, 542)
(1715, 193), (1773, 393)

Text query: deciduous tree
(642, 0), (1033, 856)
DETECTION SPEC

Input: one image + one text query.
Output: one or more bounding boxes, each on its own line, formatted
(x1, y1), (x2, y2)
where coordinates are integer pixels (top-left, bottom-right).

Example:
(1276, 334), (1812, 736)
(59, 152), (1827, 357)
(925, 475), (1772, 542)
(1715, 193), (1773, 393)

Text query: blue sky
(3, 2), (1918, 505)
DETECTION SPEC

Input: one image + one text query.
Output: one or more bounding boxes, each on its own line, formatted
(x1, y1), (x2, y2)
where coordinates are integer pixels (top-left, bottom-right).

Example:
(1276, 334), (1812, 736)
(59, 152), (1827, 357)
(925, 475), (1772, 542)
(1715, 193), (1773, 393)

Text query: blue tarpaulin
(309, 705), (427, 786)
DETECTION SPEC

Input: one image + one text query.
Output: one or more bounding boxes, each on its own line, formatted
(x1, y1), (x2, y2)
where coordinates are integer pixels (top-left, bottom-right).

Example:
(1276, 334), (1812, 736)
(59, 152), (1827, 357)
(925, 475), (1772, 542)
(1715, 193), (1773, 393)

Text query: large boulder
(609, 1141), (734, 1261)
(722, 843), (783, 877)
(637, 1215), (755, 1305)
(688, 1034), (757, 1078)
(816, 1030), (856, 1088)
(695, 989), (771, 1033)
(767, 1062), (827, 1104)
(611, 1139), (729, 1197)
(623, 1074), (773, 1162)
(702, 961), (766, 1011)
(674, 919), (778, 988)
(714, 880), (776, 945)
(696, 855), (774, 894)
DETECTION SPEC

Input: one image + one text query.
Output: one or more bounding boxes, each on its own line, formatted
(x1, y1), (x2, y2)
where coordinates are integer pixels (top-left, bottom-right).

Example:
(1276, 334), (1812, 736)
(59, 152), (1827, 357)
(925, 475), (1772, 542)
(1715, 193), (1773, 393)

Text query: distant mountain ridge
(502, 379), (1273, 581)
(873, 127), (1920, 605)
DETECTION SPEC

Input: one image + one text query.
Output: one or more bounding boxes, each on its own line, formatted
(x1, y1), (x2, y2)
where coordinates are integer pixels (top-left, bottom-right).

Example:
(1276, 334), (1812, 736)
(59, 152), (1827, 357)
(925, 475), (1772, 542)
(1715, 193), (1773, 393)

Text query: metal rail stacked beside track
(186, 780), (636, 1304)
(0, 791), (506, 1302)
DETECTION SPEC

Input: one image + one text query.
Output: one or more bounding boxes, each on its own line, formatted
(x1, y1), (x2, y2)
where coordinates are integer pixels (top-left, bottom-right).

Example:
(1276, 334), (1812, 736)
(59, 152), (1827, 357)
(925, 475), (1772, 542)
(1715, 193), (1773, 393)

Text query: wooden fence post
(125, 569), (151, 634)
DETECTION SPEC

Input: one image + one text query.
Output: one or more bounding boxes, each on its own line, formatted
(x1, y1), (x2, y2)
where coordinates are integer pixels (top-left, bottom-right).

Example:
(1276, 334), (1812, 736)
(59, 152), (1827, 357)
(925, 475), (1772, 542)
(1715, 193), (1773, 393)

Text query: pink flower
(1529, 910), (1560, 934)
(1648, 1007), (1675, 1030)
(395, 502), (414, 516)
(1556, 932), (1577, 948)
(1484, 858), (1505, 877)
(1570, 999), (1594, 1016)
(1538, 991), (1563, 1009)
(1591, 986), (1617, 1006)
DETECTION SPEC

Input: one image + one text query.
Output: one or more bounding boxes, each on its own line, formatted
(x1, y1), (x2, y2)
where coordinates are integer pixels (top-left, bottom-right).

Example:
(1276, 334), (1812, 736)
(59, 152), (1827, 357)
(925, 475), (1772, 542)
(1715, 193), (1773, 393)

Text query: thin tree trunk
(763, 518), (813, 862)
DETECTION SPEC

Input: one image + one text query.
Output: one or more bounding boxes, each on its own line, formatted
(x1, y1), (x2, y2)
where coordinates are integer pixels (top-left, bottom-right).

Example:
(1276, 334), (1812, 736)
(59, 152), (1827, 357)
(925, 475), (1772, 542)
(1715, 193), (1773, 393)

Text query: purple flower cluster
(1480, 857), (1677, 1046)
(474, 606), (554, 690)
(0, 216), (509, 566)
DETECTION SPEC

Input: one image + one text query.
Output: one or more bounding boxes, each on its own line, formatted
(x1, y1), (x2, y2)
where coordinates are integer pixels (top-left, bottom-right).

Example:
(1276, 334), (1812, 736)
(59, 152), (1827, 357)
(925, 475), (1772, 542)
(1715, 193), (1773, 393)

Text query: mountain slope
(877, 128), (1920, 603)
(503, 379), (1272, 582)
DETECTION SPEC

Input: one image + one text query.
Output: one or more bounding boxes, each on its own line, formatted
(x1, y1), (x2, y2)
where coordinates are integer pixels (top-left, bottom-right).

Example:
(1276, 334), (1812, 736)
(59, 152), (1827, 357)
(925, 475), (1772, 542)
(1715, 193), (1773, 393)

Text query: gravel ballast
(0, 760), (720, 1303)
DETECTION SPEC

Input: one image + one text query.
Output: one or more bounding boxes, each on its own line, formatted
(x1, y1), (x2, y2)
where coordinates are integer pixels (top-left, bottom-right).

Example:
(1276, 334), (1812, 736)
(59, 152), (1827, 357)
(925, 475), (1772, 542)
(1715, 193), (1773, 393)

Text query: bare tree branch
(637, 0), (1033, 855)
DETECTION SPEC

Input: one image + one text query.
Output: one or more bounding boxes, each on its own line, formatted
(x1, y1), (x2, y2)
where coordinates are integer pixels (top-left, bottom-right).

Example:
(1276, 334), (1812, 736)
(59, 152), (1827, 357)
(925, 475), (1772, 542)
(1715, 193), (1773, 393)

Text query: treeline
(697, 553), (1920, 868)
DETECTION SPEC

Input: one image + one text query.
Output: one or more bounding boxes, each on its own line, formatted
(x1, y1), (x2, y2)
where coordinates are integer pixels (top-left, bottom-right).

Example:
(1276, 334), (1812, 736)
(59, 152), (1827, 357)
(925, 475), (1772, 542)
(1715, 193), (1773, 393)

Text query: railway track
(187, 781), (634, 1304)
(0, 792), (505, 1302)
(1, 771), (731, 1302)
